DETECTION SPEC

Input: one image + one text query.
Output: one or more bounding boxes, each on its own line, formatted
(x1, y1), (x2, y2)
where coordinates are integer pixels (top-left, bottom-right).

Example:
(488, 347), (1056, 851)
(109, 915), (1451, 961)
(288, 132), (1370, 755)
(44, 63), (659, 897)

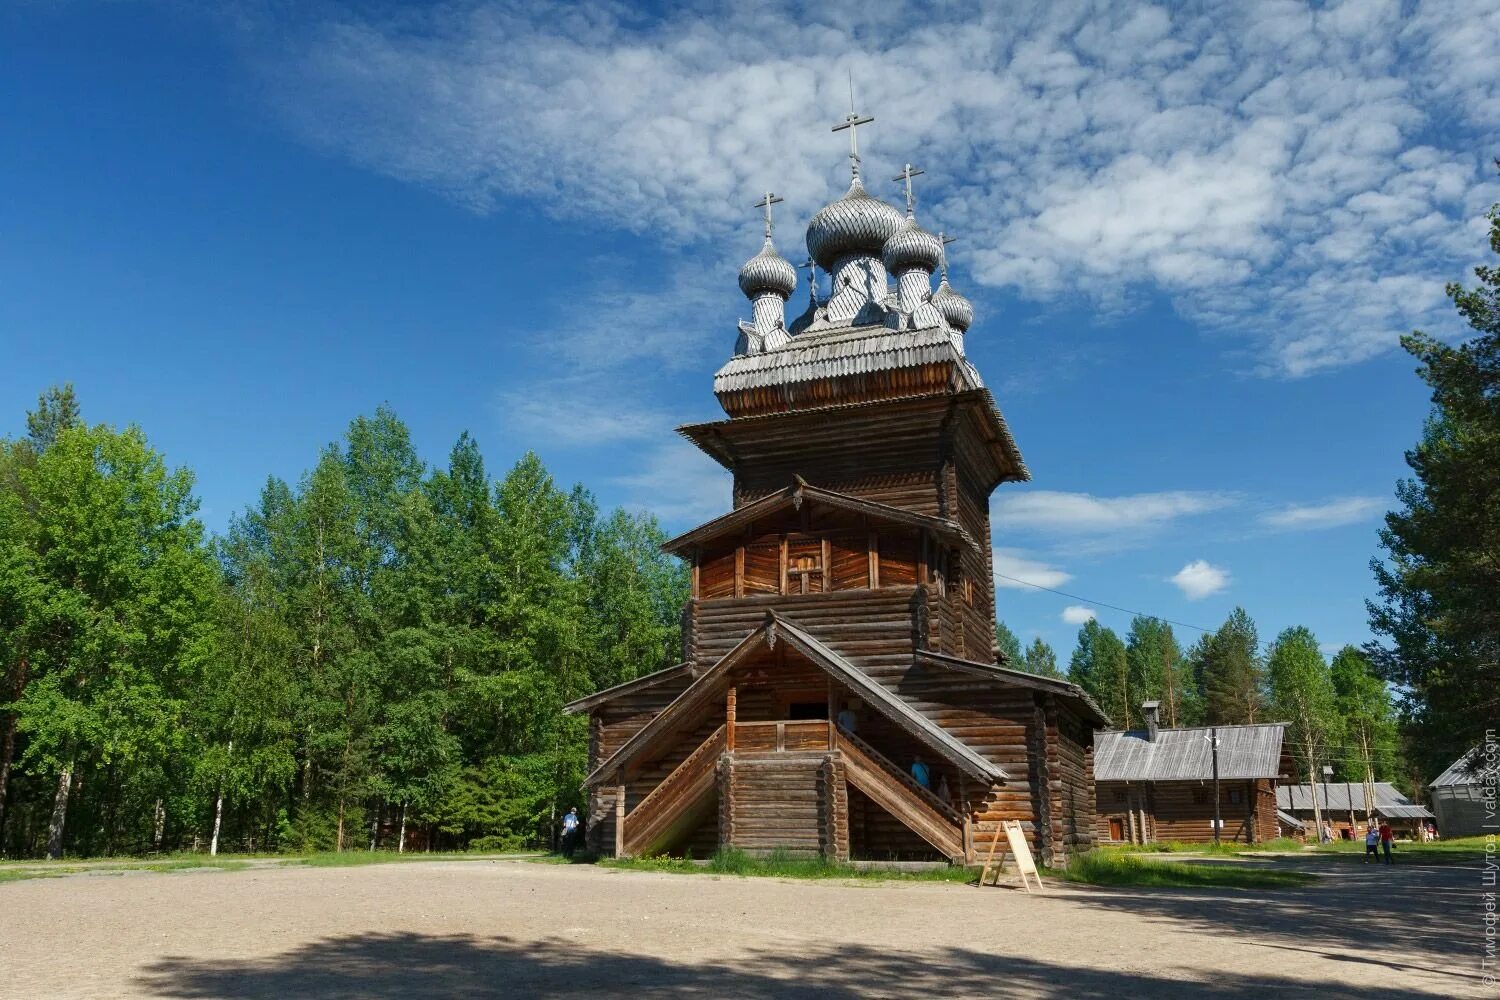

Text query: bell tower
(671, 108), (1027, 663)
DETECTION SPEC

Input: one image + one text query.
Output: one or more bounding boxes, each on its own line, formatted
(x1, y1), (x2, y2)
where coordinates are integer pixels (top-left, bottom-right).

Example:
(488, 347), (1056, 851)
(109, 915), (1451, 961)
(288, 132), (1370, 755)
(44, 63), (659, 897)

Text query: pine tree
(1199, 608), (1265, 725)
(1021, 638), (1062, 678)
(993, 620), (1025, 667)
(1369, 185), (1500, 773)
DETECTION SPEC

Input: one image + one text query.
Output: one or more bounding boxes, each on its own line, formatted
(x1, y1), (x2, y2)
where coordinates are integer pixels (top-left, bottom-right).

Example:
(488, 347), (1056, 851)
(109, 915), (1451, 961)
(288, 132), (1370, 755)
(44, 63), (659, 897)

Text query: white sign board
(1003, 820), (1037, 875)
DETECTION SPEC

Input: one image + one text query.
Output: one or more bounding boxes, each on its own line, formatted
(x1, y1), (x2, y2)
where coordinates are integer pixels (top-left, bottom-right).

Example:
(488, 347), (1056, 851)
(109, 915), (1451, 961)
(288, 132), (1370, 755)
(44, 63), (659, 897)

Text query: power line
(993, 571), (1219, 637)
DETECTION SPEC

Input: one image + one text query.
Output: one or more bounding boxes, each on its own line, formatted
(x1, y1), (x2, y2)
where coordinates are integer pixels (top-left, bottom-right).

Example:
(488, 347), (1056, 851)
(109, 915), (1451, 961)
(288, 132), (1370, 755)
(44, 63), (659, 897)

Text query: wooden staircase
(834, 728), (965, 861)
(620, 724), (726, 857)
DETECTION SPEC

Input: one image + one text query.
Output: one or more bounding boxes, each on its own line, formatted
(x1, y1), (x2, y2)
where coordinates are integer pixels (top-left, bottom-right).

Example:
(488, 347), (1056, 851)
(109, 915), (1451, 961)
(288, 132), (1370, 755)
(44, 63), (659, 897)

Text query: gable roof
(1430, 746), (1499, 788)
(660, 478), (974, 556)
(1275, 783), (1434, 820)
(1276, 781), (1409, 811)
(582, 612), (1007, 788)
(562, 662), (695, 716)
(913, 649), (1111, 727)
(1094, 724), (1287, 782)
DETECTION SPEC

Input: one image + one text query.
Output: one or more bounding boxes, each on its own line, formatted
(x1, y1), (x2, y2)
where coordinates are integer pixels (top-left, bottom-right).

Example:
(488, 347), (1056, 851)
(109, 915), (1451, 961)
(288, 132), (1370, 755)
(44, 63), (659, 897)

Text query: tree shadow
(1055, 857), (1479, 986)
(136, 931), (1459, 999)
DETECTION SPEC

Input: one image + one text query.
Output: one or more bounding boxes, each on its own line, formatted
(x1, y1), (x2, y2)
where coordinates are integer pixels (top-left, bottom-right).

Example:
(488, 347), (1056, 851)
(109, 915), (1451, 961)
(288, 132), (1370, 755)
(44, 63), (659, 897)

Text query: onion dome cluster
(738, 237), (798, 300)
(882, 216), (943, 274)
(805, 177), (906, 268)
(930, 276), (974, 332)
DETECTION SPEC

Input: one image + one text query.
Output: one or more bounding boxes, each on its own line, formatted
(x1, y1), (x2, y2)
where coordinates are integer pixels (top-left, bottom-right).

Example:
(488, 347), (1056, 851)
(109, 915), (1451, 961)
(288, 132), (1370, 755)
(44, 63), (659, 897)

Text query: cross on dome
(893, 164), (924, 215)
(831, 80), (874, 182)
(754, 192), (784, 239)
(939, 231), (959, 280)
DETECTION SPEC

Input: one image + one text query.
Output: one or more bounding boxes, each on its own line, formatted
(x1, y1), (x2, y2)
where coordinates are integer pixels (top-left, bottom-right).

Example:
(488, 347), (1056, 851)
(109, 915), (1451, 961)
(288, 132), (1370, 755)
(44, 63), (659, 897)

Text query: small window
(1112, 788), (1128, 804)
(1222, 788), (1244, 806)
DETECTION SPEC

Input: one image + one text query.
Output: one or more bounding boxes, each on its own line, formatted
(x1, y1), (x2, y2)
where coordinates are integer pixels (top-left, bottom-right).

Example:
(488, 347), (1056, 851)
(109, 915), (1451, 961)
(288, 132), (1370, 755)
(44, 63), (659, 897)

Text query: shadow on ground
(136, 931), (1460, 999)
(1062, 855), (1480, 988)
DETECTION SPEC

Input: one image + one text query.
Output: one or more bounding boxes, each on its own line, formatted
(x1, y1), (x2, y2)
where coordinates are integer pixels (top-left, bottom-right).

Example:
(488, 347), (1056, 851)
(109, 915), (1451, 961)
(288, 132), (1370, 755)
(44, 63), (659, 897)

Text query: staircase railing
(833, 727), (964, 859)
(622, 724), (726, 857)
(833, 727), (963, 824)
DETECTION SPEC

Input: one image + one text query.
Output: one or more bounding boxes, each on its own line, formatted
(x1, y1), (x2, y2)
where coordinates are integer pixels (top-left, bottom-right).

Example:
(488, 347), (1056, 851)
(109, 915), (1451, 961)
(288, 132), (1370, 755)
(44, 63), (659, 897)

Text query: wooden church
(564, 114), (1107, 867)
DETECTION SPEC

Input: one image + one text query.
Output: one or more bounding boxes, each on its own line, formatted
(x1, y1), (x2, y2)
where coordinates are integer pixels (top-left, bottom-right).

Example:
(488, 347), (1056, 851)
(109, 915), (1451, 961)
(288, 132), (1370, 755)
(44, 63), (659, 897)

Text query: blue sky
(4, 1), (1498, 660)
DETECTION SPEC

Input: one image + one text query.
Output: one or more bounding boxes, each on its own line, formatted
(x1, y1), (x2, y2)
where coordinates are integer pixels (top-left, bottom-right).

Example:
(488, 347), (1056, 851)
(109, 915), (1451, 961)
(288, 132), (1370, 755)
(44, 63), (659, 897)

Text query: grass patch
(1055, 851), (1316, 890)
(287, 849), (543, 867)
(601, 848), (976, 884)
(1308, 834), (1488, 860)
(1104, 838), (1308, 856)
(0, 858), (248, 884)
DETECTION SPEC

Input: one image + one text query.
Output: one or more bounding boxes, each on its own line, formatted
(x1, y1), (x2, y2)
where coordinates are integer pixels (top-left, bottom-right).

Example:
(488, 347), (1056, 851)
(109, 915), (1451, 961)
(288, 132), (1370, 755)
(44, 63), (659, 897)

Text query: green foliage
(1329, 646), (1400, 784)
(993, 620), (1024, 667)
(1267, 627), (1339, 801)
(1058, 851), (1315, 889)
(1068, 620), (1131, 728)
(1124, 617), (1193, 726)
(1369, 190), (1500, 776)
(1021, 637), (1061, 679)
(1194, 608), (1266, 725)
(0, 393), (686, 858)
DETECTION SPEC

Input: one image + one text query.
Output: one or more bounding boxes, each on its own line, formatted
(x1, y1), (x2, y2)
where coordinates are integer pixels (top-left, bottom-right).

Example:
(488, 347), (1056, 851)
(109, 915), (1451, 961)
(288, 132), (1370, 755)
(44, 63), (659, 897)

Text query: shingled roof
(1277, 782), (1433, 820)
(1430, 746), (1499, 788)
(1094, 724), (1287, 782)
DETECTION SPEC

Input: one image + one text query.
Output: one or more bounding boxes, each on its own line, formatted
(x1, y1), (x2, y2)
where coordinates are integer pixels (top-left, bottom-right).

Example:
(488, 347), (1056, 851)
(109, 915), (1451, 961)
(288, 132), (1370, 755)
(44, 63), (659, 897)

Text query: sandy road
(0, 856), (1487, 998)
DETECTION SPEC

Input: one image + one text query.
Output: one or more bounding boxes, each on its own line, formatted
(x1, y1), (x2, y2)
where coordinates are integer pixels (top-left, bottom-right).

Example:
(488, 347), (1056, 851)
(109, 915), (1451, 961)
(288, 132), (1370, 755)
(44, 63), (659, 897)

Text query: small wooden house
(1427, 747), (1496, 838)
(1094, 703), (1287, 844)
(563, 136), (1110, 867)
(1276, 782), (1433, 839)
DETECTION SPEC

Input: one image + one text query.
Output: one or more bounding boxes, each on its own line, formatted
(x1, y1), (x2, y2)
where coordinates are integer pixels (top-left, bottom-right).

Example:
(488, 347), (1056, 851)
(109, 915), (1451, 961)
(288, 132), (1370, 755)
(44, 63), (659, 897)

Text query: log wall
(1094, 778), (1270, 844)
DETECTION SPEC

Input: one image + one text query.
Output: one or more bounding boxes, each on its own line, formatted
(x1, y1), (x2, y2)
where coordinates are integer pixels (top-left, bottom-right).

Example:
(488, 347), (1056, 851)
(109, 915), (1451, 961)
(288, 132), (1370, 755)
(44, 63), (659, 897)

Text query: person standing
(910, 755), (931, 790)
(561, 807), (580, 857)
(1379, 819), (1395, 864)
(836, 702), (858, 734)
(1363, 823), (1380, 863)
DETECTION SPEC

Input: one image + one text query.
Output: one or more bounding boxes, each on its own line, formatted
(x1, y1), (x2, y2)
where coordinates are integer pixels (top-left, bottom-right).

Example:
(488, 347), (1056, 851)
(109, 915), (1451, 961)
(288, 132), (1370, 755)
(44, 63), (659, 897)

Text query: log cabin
(563, 121), (1109, 868)
(1428, 747), (1499, 839)
(1094, 702), (1289, 845)
(1276, 782), (1433, 840)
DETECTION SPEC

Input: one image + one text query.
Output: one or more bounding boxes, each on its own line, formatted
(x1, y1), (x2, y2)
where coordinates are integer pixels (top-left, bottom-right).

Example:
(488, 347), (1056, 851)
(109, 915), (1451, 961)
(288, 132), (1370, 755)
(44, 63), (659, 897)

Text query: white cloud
(993, 548), (1072, 590)
(1260, 496), (1385, 530)
(1170, 560), (1231, 600)
(231, 0), (1500, 378)
(1061, 605), (1097, 625)
(495, 378), (674, 445)
(994, 490), (1235, 534)
(610, 439), (731, 528)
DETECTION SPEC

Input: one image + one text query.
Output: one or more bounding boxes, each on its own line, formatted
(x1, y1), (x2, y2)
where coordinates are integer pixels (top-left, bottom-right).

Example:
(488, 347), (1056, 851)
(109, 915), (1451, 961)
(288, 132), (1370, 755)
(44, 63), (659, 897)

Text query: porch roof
(660, 477), (974, 556)
(582, 611), (1007, 788)
(562, 662), (695, 715)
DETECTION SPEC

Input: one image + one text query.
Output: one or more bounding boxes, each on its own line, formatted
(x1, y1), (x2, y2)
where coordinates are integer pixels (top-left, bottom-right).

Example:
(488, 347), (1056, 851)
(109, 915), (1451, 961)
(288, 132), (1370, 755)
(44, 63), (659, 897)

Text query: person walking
(561, 807), (580, 857)
(1379, 819), (1395, 865)
(1363, 823), (1380, 863)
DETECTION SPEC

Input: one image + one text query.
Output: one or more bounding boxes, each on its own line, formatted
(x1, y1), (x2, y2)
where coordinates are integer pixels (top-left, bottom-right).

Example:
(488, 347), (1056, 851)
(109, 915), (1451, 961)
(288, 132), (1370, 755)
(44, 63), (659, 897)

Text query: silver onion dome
(738, 237), (798, 299)
(931, 276), (974, 332)
(882, 217), (944, 273)
(805, 177), (906, 268)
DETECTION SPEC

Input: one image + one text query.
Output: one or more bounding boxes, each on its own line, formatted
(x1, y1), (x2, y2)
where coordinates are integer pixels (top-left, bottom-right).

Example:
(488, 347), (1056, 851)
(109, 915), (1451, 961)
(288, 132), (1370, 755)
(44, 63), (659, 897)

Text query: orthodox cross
(832, 77), (874, 181)
(801, 257), (819, 304)
(939, 231), (959, 279)
(753, 192), (783, 239)
(892, 163), (924, 214)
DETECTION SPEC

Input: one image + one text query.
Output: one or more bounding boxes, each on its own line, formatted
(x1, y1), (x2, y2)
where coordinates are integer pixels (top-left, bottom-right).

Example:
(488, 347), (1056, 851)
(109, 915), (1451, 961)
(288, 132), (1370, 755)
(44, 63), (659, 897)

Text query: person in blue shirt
(561, 807), (580, 857)
(910, 756), (932, 790)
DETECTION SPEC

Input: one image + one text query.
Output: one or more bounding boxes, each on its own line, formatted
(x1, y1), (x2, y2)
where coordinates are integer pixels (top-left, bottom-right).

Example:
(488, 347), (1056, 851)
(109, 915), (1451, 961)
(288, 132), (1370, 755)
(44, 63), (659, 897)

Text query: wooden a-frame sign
(977, 819), (1044, 893)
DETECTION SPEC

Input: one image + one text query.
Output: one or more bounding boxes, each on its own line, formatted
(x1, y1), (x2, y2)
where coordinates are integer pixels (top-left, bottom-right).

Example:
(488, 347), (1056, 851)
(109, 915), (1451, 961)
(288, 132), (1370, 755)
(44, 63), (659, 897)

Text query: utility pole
(1209, 728), (1221, 846)
(1322, 765), (1334, 840)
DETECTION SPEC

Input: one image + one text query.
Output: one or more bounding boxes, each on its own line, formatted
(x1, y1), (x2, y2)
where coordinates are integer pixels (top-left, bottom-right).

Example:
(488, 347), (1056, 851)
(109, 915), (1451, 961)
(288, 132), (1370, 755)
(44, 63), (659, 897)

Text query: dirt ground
(0, 855), (1489, 999)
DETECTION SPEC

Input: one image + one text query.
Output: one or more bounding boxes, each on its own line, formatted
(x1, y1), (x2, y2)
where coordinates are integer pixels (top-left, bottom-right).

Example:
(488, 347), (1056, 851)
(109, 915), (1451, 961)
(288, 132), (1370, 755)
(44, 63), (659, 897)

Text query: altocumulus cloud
(235, 0), (1500, 376)
(1170, 559), (1231, 600)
